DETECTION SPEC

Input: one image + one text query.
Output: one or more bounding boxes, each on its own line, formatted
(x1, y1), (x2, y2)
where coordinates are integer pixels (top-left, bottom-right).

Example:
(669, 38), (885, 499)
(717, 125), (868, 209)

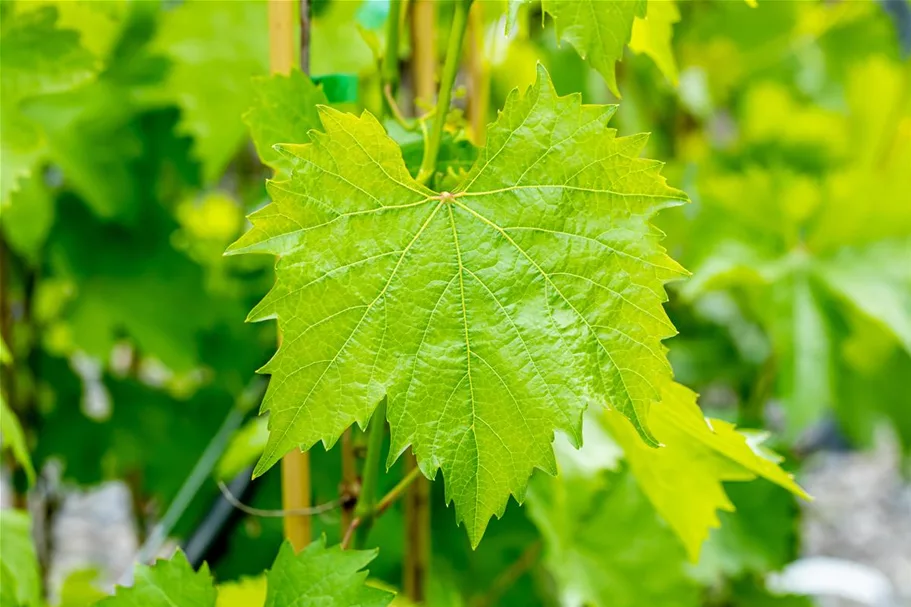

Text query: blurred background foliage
(0, 0), (909, 606)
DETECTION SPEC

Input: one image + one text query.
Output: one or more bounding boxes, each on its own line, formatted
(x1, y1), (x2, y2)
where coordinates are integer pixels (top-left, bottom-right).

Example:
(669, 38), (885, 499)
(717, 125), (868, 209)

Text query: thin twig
(384, 83), (418, 131)
(217, 480), (340, 518)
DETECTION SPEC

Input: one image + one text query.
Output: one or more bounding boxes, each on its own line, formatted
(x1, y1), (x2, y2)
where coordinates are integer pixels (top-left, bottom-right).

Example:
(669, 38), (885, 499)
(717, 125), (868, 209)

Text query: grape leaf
(229, 65), (686, 545)
(676, 60), (911, 439)
(509, 0), (646, 96)
(691, 481), (798, 584)
(0, 172), (54, 264)
(0, 4), (96, 204)
(244, 70), (329, 179)
(97, 550), (216, 607)
(216, 577), (266, 607)
(22, 2), (173, 220)
(629, 0), (680, 85)
(1, 396), (36, 486)
(264, 539), (393, 607)
(0, 510), (42, 607)
(817, 239), (911, 355)
(527, 466), (700, 607)
(101, 539), (391, 607)
(604, 379), (807, 560)
(153, 0), (269, 182)
(0, 339), (35, 485)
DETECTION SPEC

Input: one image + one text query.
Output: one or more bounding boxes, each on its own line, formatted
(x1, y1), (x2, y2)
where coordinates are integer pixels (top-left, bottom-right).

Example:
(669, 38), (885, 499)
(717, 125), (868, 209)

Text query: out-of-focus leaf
(0, 4), (96, 204)
(47, 198), (240, 372)
(310, 0), (375, 76)
(604, 380), (806, 560)
(58, 569), (107, 607)
(264, 539), (393, 607)
(630, 0), (681, 85)
(153, 0), (269, 182)
(0, 171), (54, 264)
(771, 271), (834, 438)
(244, 70), (328, 179)
(0, 396), (35, 485)
(729, 578), (814, 607)
(228, 66), (686, 546)
(215, 416), (268, 481)
(22, 2), (177, 220)
(817, 240), (911, 355)
(98, 550), (216, 607)
(19, 0), (127, 60)
(527, 466), (700, 607)
(691, 481), (798, 583)
(215, 577), (266, 607)
(33, 358), (234, 518)
(0, 510), (42, 607)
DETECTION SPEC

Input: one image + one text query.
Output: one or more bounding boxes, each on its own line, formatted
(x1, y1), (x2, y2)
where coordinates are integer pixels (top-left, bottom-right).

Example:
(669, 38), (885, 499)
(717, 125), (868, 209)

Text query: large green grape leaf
(527, 466), (700, 607)
(0, 4), (96, 204)
(229, 65), (686, 545)
(263, 539), (393, 607)
(604, 379), (807, 560)
(0, 510), (42, 607)
(509, 0), (646, 96)
(153, 0), (269, 183)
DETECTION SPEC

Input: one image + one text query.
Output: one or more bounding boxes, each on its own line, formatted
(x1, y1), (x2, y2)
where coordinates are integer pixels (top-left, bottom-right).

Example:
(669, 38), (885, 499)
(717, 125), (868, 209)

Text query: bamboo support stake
(410, 0), (438, 108)
(269, 0), (312, 551)
(465, 1), (489, 146)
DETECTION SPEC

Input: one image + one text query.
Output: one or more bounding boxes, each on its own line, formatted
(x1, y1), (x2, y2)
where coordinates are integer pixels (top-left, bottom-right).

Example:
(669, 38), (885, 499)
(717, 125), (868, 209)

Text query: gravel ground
(45, 482), (139, 603)
(797, 431), (911, 607)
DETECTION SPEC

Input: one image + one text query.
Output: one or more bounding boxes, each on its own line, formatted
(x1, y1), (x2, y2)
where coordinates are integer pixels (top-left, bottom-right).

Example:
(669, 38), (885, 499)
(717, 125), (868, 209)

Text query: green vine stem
(382, 0), (402, 102)
(350, 396), (387, 549)
(416, 0), (474, 185)
(342, 465), (422, 550)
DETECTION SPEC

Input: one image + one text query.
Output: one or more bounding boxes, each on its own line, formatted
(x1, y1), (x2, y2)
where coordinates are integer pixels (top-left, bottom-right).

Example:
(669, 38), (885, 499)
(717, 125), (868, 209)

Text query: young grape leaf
(264, 539), (393, 607)
(100, 539), (390, 607)
(630, 0), (680, 85)
(1, 397), (36, 486)
(244, 70), (329, 180)
(0, 4), (96, 204)
(527, 467), (700, 607)
(98, 550), (216, 607)
(508, 0), (646, 96)
(604, 379), (808, 560)
(0, 510), (42, 607)
(0, 340), (36, 485)
(229, 65), (686, 545)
